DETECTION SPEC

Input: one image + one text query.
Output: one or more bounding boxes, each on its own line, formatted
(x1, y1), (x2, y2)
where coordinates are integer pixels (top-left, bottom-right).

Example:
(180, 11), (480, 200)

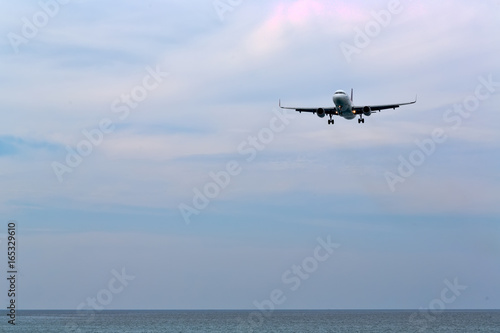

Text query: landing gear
(328, 115), (334, 125)
(358, 117), (365, 124)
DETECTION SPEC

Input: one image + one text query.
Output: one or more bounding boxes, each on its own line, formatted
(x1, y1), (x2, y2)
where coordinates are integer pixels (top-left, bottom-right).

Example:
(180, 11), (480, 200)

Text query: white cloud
(0, 0), (499, 310)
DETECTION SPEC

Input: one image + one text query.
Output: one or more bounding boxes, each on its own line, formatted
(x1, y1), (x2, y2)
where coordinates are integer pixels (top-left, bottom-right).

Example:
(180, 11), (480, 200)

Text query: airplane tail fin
(350, 88), (353, 102)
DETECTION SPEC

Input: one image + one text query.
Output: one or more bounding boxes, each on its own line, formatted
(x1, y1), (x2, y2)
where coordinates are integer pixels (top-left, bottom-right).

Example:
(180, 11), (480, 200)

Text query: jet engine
(363, 106), (372, 116)
(317, 108), (326, 118)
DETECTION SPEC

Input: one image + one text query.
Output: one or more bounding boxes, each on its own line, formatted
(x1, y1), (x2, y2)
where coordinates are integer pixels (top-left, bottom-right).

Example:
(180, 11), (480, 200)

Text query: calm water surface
(1, 310), (499, 332)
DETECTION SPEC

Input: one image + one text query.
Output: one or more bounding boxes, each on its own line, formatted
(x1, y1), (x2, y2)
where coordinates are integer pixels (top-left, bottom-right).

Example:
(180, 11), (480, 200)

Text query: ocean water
(1, 310), (499, 332)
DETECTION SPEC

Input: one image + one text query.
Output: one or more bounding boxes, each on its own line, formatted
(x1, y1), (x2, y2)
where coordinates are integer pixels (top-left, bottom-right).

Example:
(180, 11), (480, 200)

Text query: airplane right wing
(279, 100), (339, 115)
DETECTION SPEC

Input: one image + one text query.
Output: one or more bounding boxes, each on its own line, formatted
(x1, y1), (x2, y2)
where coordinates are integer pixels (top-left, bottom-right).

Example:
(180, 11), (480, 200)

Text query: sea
(0, 310), (499, 332)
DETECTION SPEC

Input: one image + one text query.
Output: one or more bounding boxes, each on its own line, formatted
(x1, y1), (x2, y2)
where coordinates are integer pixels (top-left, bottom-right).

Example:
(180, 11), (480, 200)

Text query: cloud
(0, 0), (499, 310)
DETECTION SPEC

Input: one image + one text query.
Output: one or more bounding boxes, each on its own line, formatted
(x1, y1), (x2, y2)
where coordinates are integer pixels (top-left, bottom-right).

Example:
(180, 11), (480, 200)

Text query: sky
(0, 0), (499, 312)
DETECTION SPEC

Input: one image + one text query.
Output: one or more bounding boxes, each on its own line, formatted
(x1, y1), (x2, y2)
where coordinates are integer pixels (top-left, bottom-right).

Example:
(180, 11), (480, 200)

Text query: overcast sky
(0, 0), (499, 311)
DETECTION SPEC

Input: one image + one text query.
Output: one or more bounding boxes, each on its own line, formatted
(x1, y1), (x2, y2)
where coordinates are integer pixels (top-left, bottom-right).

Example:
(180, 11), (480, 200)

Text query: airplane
(279, 89), (416, 124)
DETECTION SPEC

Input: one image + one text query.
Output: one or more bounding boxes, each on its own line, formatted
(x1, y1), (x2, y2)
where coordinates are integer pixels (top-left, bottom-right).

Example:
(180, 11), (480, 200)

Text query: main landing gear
(358, 116), (365, 124)
(328, 115), (334, 125)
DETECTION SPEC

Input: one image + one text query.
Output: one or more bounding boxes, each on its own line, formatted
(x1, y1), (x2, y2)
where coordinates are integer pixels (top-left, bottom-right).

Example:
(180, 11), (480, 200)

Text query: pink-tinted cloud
(244, 0), (366, 56)
(268, 0), (366, 27)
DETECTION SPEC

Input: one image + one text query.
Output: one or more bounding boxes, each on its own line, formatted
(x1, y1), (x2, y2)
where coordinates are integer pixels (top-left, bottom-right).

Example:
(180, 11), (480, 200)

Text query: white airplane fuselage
(332, 90), (356, 120)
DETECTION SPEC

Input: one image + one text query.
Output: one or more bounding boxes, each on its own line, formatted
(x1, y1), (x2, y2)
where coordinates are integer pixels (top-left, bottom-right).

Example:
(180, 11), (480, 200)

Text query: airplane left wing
(352, 96), (417, 113)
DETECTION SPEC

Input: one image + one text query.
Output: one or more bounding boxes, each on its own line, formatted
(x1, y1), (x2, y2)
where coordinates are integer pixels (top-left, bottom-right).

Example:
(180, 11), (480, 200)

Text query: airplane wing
(278, 100), (339, 115)
(352, 96), (417, 113)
